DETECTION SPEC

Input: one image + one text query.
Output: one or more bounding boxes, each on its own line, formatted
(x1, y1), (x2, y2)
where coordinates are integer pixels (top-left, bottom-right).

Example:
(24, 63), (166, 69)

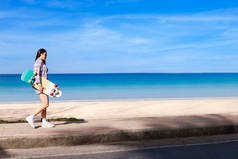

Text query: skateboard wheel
(54, 84), (58, 88)
(50, 93), (54, 96)
(28, 80), (32, 84)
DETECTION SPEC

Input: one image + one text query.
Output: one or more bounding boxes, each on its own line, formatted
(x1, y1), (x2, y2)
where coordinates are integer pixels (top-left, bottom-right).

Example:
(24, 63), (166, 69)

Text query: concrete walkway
(1, 114), (238, 149)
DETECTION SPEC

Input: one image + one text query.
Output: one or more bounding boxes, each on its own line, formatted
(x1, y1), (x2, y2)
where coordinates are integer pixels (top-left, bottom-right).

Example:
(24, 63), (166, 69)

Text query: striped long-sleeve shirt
(34, 58), (48, 84)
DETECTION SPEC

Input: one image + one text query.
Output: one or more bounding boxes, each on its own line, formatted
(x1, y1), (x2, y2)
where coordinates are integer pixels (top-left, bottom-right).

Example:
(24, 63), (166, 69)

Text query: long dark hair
(35, 48), (47, 64)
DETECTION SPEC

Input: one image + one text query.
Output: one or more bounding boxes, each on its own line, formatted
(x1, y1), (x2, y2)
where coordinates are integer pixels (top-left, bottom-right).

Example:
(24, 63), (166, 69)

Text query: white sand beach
(1, 97), (238, 121)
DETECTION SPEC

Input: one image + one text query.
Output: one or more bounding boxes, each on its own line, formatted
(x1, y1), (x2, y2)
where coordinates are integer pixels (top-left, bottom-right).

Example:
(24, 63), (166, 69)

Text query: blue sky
(0, 0), (238, 73)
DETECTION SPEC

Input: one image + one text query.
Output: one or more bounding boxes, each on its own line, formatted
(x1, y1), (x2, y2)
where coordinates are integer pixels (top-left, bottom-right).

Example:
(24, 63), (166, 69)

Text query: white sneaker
(42, 120), (55, 128)
(26, 115), (35, 128)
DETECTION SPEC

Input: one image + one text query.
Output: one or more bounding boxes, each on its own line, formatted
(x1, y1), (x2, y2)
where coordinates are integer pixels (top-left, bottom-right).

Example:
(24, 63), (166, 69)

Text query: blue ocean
(0, 73), (238, 103)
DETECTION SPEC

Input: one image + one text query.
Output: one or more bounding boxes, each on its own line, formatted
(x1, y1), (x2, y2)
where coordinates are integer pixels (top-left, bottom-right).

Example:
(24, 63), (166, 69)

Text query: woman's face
(40, 52), (47, 61)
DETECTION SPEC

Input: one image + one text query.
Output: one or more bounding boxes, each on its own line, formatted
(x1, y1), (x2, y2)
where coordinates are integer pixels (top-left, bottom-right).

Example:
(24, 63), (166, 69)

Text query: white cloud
(129, 38), (152, 44)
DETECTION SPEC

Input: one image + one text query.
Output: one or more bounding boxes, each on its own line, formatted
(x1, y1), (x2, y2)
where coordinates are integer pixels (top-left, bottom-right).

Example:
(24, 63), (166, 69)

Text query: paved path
(1, 114), (238, 149)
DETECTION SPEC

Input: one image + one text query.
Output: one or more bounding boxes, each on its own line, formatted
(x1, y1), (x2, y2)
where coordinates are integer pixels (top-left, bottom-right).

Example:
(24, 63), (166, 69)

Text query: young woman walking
(26, 48), (55, 128)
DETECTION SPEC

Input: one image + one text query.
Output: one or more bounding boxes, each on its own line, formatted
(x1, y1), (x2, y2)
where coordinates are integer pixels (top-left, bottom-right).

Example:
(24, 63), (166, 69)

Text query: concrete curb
(1, 124), (238, 149)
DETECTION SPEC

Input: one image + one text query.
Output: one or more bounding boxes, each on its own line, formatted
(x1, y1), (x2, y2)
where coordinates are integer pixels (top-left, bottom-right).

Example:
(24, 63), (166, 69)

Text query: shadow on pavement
(3, 114), (238, 154)
(54, 119), (88, 126)
(54, 114), (238, 144)
(32, 119), (87, 129)
(97, 114), (238, 159)
(0, 147), (11, 158)
(46, 114), (238, 159)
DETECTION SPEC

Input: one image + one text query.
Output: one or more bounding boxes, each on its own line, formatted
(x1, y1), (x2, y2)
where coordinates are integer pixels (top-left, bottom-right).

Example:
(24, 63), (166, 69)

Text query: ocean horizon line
(1, 72), (238, 75)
